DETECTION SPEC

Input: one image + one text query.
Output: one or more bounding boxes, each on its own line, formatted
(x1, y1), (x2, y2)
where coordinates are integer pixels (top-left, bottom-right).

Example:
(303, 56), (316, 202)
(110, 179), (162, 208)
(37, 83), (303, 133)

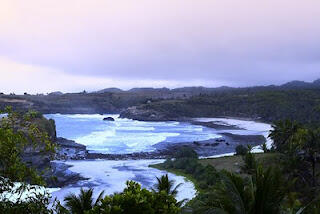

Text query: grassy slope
(150, 153), (280, 192)
(199, 153), (279, 173)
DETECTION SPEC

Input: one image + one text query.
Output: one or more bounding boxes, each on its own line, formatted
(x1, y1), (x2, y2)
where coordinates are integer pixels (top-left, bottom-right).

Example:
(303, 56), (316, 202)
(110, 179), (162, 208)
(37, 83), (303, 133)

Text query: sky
(0, 0), (320, 94)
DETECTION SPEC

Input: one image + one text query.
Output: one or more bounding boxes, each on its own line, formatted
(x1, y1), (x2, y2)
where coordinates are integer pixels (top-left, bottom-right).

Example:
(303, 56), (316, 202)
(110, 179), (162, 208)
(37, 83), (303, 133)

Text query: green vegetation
(150, 117), (320, 213)
(54, 179), (182, 214)
(235, 145), (248, 156)
(0, 107), (56, 213)
(2, 101), (320, 213)
(148, 104), (320, 213)
(130, 88), (320, 124)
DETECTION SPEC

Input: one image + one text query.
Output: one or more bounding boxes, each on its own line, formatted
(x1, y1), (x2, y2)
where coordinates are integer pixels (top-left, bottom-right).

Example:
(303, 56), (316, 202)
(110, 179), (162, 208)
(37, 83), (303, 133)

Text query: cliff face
(0, 112), (87, 187)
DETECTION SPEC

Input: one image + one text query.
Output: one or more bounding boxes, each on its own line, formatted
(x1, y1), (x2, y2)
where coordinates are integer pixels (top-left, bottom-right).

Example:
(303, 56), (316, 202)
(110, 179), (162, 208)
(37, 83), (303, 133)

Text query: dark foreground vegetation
(152, 118), (320, 213)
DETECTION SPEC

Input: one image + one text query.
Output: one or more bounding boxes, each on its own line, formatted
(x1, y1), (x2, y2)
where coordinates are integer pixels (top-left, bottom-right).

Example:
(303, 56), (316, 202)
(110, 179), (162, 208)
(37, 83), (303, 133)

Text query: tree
(241, 145), (257, 174)
(62, 188), (104, 214)
(174, 147), (198, 159)
(194, 165), (288, 214)
(88, 181), (181, 214)
(153, 174), (182, 197)
(0, 107), (56, 213)
(269, 120), (301, 153)
(235, 145), (248, 156)
(294, 128), (320, 187)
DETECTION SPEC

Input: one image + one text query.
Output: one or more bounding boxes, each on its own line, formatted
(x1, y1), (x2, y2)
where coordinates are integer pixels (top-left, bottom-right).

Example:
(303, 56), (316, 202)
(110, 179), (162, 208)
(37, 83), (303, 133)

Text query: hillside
(0, 79), (320, 124)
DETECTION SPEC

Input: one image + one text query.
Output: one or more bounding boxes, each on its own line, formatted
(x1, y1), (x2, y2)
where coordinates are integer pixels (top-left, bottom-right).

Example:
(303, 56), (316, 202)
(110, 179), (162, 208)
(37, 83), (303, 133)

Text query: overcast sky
(0, 0), (320, 94)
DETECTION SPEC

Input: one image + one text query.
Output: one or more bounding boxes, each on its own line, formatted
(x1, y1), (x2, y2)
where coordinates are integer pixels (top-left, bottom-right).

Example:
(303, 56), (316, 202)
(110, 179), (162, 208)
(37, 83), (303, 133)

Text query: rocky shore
(47, 118), (267, 188)
(84, 132), (265, 160)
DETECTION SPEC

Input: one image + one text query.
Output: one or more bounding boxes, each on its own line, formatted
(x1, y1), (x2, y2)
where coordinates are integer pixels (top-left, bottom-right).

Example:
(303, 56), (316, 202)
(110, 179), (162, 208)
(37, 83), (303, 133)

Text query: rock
(56, 137), (87, 160)
(120, 106), (172, 121)
(103, 117), (115, 121)
(48, 162), (87, 187)
(193, 141), (200, 146)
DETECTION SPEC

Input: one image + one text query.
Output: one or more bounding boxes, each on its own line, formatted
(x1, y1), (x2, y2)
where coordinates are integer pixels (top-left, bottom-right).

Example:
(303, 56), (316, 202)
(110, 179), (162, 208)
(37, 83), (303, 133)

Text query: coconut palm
(63, 188), (104, 214)
(297, 128), (320, 187)
(269, 120), (301, 153)
(153, 174), (186, 208)
(153, 174), (182, 197)
(195, 165), (288, 214)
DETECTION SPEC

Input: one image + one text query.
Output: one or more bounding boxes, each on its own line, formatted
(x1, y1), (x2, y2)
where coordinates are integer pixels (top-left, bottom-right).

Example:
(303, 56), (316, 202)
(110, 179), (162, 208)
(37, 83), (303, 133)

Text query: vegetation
(235, 145), (248, 156)
(152, 116), (320, 213)
(129, 88), (320, 125)
(0, 107), (56, 213)
(61, 188), (104, 214)
(54, 179), (182, 214)
(2, 99), (320, 213)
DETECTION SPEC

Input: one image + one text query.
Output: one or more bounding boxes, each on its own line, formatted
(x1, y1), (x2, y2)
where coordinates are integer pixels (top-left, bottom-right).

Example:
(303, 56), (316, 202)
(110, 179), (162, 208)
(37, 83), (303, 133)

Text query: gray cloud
(0, 0), (320, 92)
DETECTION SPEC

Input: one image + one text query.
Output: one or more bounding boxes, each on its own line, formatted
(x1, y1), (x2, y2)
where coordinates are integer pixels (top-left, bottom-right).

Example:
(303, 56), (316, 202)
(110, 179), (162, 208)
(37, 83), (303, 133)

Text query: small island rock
(103, 117), (115, 121)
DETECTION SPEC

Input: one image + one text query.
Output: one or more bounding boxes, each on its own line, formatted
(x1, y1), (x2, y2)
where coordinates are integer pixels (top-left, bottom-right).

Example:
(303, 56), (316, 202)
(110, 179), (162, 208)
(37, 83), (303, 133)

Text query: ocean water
(45, 114), (220, 154)
(51, 159), (196, 203)
(193, 118), (273, 154)
(45, 115), (273, 204)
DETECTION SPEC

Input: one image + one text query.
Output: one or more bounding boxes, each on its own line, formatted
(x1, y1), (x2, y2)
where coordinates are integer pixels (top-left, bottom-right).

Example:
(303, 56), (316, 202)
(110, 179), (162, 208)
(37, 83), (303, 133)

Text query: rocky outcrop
(103, 117), (115, 121)
(120, 106), (175, 121)
(56, 137), (87, 160)
(48, 161), (87, 187)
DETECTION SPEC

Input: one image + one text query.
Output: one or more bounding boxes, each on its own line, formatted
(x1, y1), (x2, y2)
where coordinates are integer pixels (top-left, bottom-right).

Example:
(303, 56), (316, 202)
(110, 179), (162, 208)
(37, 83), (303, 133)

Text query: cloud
(0, 57), (229, 94)
(0, 0), (320, 92)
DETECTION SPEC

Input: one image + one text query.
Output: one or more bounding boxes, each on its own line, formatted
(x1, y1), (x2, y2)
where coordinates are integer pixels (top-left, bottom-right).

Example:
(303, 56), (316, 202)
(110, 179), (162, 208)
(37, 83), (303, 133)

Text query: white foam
(0, 182), (60, 203)
(194, 117), (273, 149)
(51, 160), (196, 203)
(0, 113), (7, 119)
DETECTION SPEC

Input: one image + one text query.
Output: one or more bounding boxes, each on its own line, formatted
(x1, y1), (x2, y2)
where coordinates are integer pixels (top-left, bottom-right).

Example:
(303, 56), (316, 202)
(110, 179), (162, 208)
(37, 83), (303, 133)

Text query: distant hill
(94, 79), (320, 95)
(313, 79), (320, 85)
(128, 87), (170, 93)
(281, 80), (320, 89)
(1, 78), (320, 121)
(48, 91), (63, 96)
(95, 88), (123, 93)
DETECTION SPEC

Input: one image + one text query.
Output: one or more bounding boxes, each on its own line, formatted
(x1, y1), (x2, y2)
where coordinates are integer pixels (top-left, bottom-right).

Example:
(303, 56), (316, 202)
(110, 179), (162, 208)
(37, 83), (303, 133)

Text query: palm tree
(297, 128), (320, 187)
(195, 165), (288, 214)
(153, 174), (182, 197)
(269, 120), (301, 153)
(250, 166), (287, 214)
(63, 188), (104, 214)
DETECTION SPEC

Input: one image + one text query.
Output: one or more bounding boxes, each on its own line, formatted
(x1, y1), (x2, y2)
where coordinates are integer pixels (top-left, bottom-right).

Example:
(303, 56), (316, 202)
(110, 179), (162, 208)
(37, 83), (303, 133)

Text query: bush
(235, 145), (248, 156)
(242, 152), (257, 174)
(174, 147), (198, 159)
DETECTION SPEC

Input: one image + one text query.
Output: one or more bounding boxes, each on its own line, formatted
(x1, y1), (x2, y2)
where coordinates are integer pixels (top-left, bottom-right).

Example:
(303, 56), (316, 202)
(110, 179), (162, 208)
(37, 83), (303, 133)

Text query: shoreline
(49, 117), (271, 189)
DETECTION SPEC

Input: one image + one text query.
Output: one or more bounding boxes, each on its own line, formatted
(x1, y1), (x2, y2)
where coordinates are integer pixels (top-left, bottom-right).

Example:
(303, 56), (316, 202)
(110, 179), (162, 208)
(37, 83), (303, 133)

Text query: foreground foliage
(0, 107), (56, 213)
(2, 107), (320, 213)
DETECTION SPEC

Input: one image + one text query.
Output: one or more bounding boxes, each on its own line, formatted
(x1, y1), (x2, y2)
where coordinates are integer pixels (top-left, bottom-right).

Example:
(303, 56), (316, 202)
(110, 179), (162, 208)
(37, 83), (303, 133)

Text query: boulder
(103, 117), (115, 121)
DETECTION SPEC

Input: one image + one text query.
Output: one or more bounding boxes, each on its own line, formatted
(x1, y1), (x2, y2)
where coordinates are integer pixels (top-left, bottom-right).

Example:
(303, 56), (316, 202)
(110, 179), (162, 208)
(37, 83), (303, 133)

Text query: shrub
(235, 145), (248, 156)
(174, 147), (198, 159)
